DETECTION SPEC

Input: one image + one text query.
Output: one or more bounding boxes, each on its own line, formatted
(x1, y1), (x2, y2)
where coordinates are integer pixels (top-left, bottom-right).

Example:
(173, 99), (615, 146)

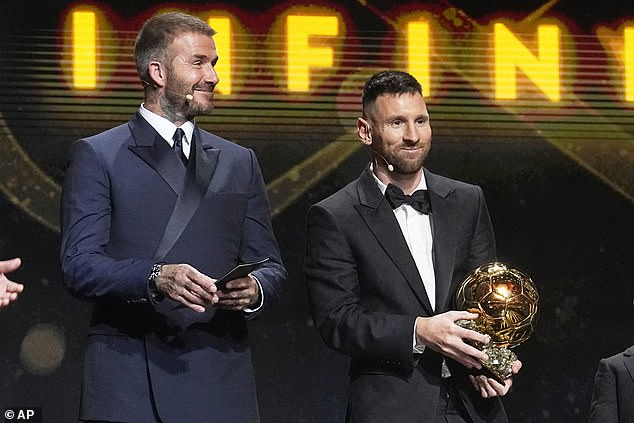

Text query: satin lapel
(425, 170), (458, 313)
(128, 113), (185, 194)
(355, 167), (434, 314)
(624, 345), (634, 384)
(191, 126), (220, 192)
(153, 127), (220, 260)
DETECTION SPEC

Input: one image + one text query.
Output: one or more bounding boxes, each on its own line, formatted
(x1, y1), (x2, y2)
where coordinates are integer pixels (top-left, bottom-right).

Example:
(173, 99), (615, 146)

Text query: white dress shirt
(371, 166), (450, 377)
(371, 167), (436, 311)
(139, 104), (194, 158)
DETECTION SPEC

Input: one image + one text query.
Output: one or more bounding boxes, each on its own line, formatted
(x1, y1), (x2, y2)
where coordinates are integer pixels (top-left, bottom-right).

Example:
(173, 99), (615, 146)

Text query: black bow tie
(384, 184), (431, 214)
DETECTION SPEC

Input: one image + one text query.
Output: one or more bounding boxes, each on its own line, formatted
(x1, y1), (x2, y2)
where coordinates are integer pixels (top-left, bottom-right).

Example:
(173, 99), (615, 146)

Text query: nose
(204, 62), (220, 86)
(403, 122), (419, 142)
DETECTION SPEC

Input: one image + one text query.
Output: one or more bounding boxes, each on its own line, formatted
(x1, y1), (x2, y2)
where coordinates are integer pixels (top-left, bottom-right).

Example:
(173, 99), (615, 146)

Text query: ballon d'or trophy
(454, 262), (539, 383)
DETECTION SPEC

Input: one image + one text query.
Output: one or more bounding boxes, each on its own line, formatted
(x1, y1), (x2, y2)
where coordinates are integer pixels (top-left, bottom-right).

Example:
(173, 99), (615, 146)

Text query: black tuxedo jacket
(305, 166), (508, 423)
(589, 345), (634, 423)
(61, 113), (286, 422)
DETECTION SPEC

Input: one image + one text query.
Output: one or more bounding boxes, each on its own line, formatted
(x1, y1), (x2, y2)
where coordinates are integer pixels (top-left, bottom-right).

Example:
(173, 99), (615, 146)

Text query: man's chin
(392, 159), (425, 175)
(393, 168), (421, 176)
(188, 102), (214, 117)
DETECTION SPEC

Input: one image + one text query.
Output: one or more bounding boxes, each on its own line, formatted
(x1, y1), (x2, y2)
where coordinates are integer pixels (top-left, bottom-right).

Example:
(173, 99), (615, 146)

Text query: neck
(144, 95), (188, 127)
(373, 164), (423, 195)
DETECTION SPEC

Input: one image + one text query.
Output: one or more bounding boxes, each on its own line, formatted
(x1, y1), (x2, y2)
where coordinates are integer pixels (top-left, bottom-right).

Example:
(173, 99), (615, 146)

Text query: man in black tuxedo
(589, 344), (634, 423)
(589, 298), (634, 423)
(305, 70), (520, 422)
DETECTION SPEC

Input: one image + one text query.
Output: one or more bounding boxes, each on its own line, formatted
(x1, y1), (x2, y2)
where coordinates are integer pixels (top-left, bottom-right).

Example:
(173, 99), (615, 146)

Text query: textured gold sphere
(455, 262), (539, 349)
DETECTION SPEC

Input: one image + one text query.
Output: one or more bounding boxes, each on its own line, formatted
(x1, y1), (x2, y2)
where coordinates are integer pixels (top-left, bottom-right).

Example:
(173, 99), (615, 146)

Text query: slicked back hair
(362, 70), (423, 118)
(134, 12), (216, 84)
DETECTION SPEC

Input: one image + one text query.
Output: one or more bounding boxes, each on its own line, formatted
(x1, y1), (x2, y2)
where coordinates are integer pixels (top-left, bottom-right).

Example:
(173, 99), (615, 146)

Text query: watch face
(148, 264), (164, 302)
(149, 264), (161, 283)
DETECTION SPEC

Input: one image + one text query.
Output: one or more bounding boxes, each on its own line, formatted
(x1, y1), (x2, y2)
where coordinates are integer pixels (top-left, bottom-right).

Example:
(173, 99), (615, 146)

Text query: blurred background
(1, 1), (633, 421)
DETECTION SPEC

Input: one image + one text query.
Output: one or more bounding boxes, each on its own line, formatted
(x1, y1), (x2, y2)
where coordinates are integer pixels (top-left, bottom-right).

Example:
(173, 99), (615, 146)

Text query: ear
(147, 61), (166, 88)
(357, 117), (372, 146)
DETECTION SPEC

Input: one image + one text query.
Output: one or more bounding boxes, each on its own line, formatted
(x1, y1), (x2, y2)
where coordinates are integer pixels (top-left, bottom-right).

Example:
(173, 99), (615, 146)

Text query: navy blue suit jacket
(305, 166), (507, 423)
(61, 113), (286, 422)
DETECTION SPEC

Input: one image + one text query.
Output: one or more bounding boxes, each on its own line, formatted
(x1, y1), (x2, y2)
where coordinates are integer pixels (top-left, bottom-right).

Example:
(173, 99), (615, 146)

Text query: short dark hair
(362, 71), (423, 117)
(134, 12), (216, 83)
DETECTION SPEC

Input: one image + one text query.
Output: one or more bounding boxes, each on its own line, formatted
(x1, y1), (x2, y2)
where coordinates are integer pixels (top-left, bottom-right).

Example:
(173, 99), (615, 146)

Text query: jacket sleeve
(60, 139), (152, 302)
(588, 358), (619, 423)
(304, 203), (417, 373)
(240, 149), (287, 317)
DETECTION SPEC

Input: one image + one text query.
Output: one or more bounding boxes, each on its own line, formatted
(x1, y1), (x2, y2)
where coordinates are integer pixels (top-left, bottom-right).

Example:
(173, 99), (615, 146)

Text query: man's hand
(216, 275), (260, 311)
(469, 360), (522, 398)
(155, 263), (218, 313)
(415, 310), (491, 369)
(0, 258), (24, 308)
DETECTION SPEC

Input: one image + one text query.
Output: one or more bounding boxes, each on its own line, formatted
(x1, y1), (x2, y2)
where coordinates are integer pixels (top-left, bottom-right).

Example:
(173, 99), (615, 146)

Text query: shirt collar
(139, 104), (195, 147)
(369, 163), (428, 195)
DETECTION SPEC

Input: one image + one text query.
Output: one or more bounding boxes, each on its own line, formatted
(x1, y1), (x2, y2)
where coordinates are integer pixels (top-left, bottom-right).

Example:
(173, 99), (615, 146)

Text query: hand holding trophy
(455, 262), (539, 383)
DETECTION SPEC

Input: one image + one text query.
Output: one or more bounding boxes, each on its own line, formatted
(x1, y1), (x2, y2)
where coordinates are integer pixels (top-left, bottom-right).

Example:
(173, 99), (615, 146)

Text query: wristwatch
(148, 263), (165, 303)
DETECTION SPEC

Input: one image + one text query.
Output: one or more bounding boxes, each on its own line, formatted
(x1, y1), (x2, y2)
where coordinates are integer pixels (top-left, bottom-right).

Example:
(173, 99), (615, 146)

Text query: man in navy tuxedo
(305, 71), (520, 422)
(61, 12), (286, 423)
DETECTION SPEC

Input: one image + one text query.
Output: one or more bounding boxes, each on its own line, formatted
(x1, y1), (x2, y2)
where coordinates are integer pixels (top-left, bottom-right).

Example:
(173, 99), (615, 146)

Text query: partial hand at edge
(0, 258), (24, 308)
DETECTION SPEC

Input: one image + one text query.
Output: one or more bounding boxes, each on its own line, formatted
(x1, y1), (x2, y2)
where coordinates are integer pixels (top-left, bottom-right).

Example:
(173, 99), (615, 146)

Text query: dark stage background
(1, 1), (633, 422)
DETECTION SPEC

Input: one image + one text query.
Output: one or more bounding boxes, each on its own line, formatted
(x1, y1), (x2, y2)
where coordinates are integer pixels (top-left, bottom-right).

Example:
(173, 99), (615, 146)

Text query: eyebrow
(198, 54), (218, 67)
(385, 113), (428, 121)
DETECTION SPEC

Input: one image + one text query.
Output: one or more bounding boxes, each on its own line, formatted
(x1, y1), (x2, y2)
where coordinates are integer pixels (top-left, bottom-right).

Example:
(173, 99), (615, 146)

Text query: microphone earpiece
(371, 148), (394, 172)
(363, 123), (393, 172)
(185, 94), (194, 101)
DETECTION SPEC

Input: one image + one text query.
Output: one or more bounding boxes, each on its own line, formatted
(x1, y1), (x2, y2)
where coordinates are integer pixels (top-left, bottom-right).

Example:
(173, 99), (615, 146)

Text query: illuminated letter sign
(72, 10), (97, 89)
(208, 17), (232, 95)
(407, 21), (431, 97)
(286, 14), (339, 92)
(495, 23), (561, 101)
(626, 26), (634, 102)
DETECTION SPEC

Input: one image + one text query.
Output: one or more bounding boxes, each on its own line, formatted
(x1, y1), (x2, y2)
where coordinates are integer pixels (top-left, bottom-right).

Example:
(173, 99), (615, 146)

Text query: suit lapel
(423, 170), (459, 313)
(624, 345), (634, 384)
(128, 112), (185, 194)
(152, 126), (220, 260)
(425, 170), (459, 313)
(127, 114), (220, 260)
(354, 167), (434, 314)
(191, 126), (220, 192)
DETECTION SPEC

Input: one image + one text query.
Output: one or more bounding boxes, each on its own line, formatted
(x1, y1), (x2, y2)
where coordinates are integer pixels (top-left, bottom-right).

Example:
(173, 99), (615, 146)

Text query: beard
(385, 147), (428, 175)
(161, 80), (214, 122)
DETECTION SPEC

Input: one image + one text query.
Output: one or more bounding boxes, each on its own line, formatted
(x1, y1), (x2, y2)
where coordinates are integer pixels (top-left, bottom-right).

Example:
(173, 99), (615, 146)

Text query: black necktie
(173, 128), (188, 166)
(384, 183), (431, 214)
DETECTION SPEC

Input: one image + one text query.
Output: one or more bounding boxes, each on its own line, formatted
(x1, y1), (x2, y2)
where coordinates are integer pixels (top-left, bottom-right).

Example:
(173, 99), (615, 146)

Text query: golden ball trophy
(454, 262), (539, 383)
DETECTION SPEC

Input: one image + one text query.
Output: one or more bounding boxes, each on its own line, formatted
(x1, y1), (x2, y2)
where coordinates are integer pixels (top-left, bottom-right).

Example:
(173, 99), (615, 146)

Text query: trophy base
(456, 318), (517, 384)
(477, 345), (517, 384)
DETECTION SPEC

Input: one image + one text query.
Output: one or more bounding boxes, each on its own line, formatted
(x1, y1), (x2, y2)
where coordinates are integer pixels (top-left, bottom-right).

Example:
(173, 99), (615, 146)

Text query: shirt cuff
(243, 274), (264, 314)
(413, 317), (426, 354)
